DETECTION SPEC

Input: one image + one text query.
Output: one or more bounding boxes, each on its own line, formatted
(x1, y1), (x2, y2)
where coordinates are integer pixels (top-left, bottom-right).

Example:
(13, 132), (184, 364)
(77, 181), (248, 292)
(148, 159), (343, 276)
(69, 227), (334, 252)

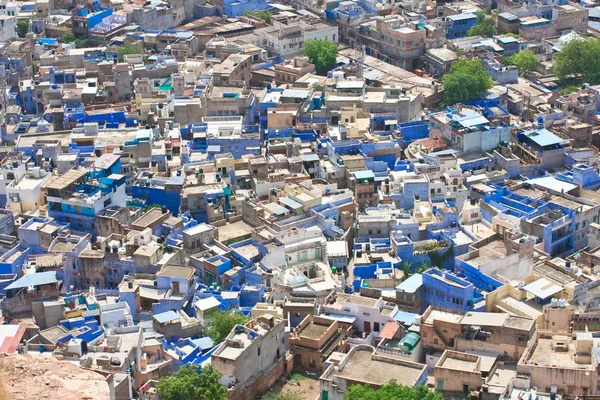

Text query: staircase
(125, 313), (134, 326)
(433, 323), (449, 347)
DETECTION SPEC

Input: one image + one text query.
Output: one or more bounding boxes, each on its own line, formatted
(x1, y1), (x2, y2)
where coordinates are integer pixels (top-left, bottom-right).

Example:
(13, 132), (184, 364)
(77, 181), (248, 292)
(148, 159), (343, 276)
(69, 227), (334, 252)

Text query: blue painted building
(131, 172), (183, 216)
(481, 186), (577, 257)
(222, 0), (271, 16)
(46, 156), (127, 237)
(397, 120), (429, 147)
(446, 13), (477, 39)
(421, 269), (476, 312)
(556, 164), (600, 190)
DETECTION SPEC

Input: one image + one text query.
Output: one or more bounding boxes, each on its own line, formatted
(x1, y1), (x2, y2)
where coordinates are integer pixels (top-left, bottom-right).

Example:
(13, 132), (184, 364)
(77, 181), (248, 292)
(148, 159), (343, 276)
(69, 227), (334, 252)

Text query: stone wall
(228, 356), (287, 400)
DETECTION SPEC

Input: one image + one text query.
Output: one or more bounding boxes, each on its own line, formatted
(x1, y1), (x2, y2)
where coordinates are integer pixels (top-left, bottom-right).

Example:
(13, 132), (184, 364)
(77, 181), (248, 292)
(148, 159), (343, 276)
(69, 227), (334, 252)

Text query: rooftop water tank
(558, 298), (566, 308)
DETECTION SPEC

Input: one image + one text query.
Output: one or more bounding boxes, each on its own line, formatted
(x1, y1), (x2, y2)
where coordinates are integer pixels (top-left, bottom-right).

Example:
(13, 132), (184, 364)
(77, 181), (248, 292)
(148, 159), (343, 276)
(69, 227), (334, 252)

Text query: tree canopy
(345, 382), (445, 400)
(442, 59), (493, 106)
(244, 10), (271, 24)
(117, 42), (145, 62)
(206, 309), (247, 343)
(507, 49), (537, 74)
(16, 20), (29, 38)
(157, 365), (227, 400)
(554, 38), (600, 85)
(467, 10), (496, 37)
(303, 39), (338, 75)
(62, 32), (75, 43)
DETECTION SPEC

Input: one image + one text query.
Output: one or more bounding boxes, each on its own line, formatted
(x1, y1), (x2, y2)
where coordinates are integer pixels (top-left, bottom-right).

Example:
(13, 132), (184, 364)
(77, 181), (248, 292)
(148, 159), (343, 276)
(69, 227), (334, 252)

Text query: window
(258, 347), (261, 356)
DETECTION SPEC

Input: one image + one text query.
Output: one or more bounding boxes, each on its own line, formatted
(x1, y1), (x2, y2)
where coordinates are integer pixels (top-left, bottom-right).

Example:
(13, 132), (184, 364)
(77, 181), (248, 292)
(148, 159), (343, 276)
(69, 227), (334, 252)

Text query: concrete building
(289, 315), (351, 373)
(212, 54), (252, 85)
(211, 315), (286, 400)
(446, 13), (477, 39)
(517, 331), (598, 397)
(274, 57), (315, 85)
(349, 15), (427, 70)
(514, 128), (569, 168)
(434, 350), (483, 395)
(239, 20), (338, 58)
(44, 168), (127, 237)
(420, 307), (535, 361)
(320, 293), (398, 334)
(422, 269), (475, 313)
(424, 48), (458, 76)
(430, 107), (510, 153)
(319, 345), (428, 400)
(0, 15), (16, 42)
(6, 167), (52, 215)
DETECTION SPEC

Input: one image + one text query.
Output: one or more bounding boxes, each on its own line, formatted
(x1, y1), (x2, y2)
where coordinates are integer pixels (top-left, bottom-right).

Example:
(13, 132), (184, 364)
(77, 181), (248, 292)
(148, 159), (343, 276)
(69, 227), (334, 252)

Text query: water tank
(559, 298), (566, 308)
(332, 70), (344, 84)
(551, 298), (558, 308)
(518, 281), (525, 290)
(414, 316), (422, 326)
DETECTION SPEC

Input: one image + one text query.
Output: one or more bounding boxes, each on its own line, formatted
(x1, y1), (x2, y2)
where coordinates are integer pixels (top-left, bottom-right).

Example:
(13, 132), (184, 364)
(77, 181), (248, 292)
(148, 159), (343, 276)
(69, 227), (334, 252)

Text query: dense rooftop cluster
(2, 0), (600, 399)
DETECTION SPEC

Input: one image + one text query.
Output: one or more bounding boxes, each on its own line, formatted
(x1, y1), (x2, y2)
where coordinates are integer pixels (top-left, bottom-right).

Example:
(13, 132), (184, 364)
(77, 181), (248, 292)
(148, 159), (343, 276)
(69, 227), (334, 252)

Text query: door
(172, 282), (180, 294)
(463, 383), (469, 395)
(364, 321), (371, 333)
(437, 379), (444, 391)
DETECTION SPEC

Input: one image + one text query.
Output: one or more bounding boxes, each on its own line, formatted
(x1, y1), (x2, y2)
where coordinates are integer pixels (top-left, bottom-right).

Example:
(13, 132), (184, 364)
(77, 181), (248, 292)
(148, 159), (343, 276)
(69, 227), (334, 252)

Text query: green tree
(467, 10), (496, 37)
(16, 19), (29, 38)
(500, 32), (524, 40)
(507, 49), (537, 74)
(303, 39), (338, 75)
(157, 365), (227, 400)
(117, 42), (145, 62)
(62, 32), (75, 43)
(74, 34), (92, 49)
(554, 38), (600, 85)
(345, 382), (445, 400)
(559, 85), (579, 95)
(143, 204), (162, 212)
(245, 10), (271, 24)
(442, 59), (493, 105)
(206, 310), (247, 343)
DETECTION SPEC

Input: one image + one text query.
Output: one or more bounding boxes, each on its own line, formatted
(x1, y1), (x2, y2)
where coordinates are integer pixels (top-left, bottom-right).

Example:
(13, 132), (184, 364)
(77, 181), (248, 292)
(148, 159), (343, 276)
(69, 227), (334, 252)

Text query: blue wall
(421, 269), (474, 312)
(222, 0), (271, 17)
(131, 185), (181, 216)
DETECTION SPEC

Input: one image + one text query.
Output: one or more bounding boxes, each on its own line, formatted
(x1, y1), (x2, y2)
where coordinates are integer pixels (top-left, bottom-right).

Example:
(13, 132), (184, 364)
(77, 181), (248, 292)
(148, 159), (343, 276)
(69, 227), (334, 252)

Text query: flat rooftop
(424, 310), (463, 325)
(217, 331), (252, 360)
(526, 336), (585, 368)
(298, 322), (330, 340)
(217, 220), (253, 243)
(439, 355), (479, 372)
(335, 348), (425, 387)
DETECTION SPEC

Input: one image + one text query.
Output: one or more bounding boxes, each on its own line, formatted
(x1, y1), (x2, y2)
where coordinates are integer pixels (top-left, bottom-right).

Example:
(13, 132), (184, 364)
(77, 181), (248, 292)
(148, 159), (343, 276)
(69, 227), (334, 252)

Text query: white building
(0, 0), (18, 17)
(320, 293), (399, 334)
(239, 21), (338, 57)
(6, 167), (52, 215)
(0, 15), (16, 42)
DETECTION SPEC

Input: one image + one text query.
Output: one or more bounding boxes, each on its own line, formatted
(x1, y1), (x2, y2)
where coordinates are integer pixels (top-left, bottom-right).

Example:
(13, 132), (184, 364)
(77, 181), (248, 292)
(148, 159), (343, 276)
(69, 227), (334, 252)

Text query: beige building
(289, 315), (351, 372)
(517, 331), (598, 397)
(274, 57), (315, 84)
(319, 345), (428, 400)
(420, 307), (535, 361)
(434, 350), (483, 395)
(211, 315), (287, 400)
